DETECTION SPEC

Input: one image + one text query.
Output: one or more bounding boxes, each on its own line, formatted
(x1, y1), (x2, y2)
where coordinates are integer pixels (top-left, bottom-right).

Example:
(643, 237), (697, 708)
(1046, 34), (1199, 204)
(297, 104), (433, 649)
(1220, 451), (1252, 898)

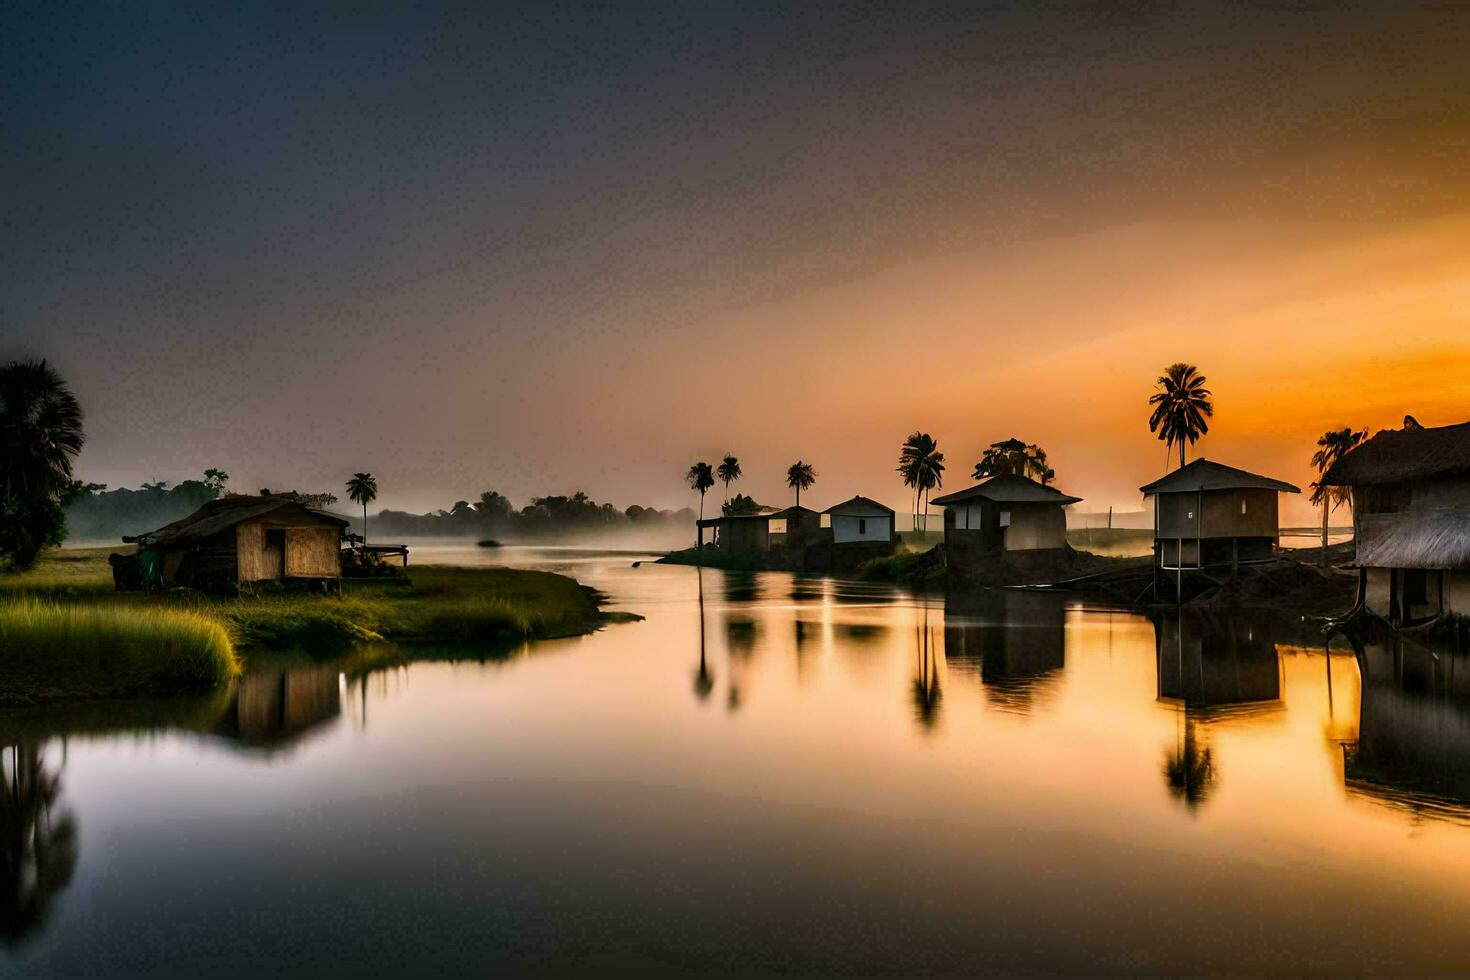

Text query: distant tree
(140, 480), (169, 493)
(898, 432), (945, 532)
(475, 490), (513, 522)
(346, 472), (378, 545)
(625, 504), (647, 522)
(202, 468), (229, 496)
(717, 454), (742, 501)
(1309, 426), (1367, 566)
(785, 460), (816, 507)
(972, 438), (1052, 485)
(686, 462), (715, 539)
(1148, 362), (1213, 470)
(0, 359), (85, 569)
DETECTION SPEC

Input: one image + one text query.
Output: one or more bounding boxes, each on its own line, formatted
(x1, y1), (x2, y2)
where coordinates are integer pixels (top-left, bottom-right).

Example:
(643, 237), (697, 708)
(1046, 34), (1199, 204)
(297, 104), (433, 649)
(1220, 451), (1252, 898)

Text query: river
(3, 545), (1470, 974)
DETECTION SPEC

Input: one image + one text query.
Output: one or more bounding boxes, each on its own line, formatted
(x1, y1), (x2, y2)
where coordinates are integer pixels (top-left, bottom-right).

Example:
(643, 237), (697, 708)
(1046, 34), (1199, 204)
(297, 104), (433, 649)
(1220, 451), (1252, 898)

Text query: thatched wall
(237, 517), (341, 582)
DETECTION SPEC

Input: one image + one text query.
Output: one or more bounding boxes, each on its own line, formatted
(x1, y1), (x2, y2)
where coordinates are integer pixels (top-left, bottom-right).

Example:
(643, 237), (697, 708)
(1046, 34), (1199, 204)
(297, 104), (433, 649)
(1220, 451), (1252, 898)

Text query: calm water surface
(4, 545), (1470, 974)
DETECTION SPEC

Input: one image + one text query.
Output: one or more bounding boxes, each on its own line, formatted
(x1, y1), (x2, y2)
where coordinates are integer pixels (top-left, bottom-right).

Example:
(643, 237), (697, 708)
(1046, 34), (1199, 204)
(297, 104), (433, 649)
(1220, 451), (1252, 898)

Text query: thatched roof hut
(124, 493), (348, 591)
(1320, 419), (1470, 625)
(930, 474), (1081, 562)
(1138, 459), (1299, 572)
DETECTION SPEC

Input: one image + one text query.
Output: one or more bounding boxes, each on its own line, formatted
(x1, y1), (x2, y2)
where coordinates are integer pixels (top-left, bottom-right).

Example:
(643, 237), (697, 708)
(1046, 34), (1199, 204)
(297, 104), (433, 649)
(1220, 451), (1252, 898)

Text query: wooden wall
(1157, 488), (1280, 540)
(237, 518), (341, 582)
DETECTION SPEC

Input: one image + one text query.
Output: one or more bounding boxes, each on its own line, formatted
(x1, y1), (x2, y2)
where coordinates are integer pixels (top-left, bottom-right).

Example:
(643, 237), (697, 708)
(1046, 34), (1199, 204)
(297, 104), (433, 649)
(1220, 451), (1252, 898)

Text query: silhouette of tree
(972, 437), (1053, 485)
(0, 742), (79, 944)
(717, 454), (741, 502)
(1310, 426), (1367, 566)
(0, 359), (85, 569)
(202, 468), (229, 496)
(1148, 362), (1213, 470)
(785, 460), (816, 507)
(686, 462), (715, 541)
(1164, 719), (1215, 811)
(722, 493), (763, 516)
(346, 472), (378, 545)
(898, 432), (945, 531)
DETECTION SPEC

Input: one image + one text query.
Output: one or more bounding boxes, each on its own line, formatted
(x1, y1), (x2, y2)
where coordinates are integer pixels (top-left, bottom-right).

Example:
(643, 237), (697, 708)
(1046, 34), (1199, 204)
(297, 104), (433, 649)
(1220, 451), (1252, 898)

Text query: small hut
(929, 474), (1081, 568)
(122, 493), (349, 591)
(1139, 459), (1299, 574)
(1321, 419), (1470, 625)
(698, 513), (771, 553)
(766, 505), (822, 551)
(822, 495), (897, 545)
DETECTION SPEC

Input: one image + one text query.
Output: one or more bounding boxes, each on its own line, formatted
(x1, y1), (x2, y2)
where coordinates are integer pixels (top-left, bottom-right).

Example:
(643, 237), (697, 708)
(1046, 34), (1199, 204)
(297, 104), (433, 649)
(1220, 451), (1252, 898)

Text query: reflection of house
(1140, 459), (1299, 573)
(1153, 612), (1281, 710)
(1347, 630), (1470, 806)
(213, 664), (343, 752)
(124, 493), (348, 590)
(929, 475), (1081, 568)
(822, 496), (897, 545)
(1321, 420), (1470, 626)
(942, 590), (1066, 711)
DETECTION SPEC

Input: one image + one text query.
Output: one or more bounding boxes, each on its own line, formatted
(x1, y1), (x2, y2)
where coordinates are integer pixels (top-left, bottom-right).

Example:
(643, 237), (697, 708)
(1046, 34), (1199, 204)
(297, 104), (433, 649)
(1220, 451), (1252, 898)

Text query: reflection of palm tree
(0, 742), (79, 944)
(1163, 716), (1216, 811)
(693, 567), (713, 702)
(911, 605), (942, 730)
(1147, 362), (1214, 470)
(1309, 426), (1367, 566)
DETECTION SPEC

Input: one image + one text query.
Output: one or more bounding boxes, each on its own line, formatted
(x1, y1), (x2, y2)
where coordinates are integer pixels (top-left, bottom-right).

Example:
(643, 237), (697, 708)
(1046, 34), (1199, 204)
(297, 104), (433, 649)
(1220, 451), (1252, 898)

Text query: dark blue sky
(6, 2), (1470, 512)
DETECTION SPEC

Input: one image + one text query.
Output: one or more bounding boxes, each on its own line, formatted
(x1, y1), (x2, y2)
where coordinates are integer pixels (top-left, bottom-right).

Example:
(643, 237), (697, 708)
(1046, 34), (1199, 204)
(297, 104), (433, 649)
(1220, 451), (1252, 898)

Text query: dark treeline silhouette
(369, 490), (696, 540)
(62, 477), (336, 542)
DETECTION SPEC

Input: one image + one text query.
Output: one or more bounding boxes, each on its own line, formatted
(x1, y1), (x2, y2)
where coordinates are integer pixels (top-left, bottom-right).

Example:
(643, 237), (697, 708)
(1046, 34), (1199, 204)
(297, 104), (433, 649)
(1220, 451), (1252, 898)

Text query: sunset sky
(6, 2), (1470, 521)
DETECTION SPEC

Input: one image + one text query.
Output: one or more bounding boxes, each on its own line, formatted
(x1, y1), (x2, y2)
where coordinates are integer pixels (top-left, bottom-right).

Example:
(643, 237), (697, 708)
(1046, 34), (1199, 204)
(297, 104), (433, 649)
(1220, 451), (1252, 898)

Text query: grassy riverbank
(0, 547), (621, 705)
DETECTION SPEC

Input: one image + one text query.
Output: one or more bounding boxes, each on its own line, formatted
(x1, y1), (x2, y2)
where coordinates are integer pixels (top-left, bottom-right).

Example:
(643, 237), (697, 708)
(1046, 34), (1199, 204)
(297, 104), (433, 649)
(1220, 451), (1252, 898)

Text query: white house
(822, 496), (896, 545)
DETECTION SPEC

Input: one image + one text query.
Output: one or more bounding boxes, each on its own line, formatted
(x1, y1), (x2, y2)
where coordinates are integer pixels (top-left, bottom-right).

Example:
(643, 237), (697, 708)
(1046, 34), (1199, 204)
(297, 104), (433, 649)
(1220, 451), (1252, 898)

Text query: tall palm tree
(972, 437), (1052, 485)
(0, 359), (85, 568)
(716, 454), (741, 501)
(785, 460), (816, 507)
(686, 461), (715, 542)
(346, 472), (378, 545)
(1148, 363), (1214, 470)
(898, 432), (946, 532)
(1309, 426), (1367, 566)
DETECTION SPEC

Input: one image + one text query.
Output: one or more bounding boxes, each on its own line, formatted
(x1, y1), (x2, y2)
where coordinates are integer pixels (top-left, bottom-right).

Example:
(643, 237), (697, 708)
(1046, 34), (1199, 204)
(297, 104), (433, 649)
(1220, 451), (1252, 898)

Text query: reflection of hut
(1321, 419), (1470, 626)
(1347, 631), (1470, 807)
(123, 494), (348, 591)
(213, 664), (342, 752)
(1140, 459), (1299, 575)
(1153, 612), (1281, 710)
(942, 590), (1065, 710)
(929, 475), (1081, 570)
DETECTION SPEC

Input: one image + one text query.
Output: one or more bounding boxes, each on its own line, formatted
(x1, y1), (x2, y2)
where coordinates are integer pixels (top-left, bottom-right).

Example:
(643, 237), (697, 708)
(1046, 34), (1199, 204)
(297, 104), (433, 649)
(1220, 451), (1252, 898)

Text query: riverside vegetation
(0, 547), (624, 706)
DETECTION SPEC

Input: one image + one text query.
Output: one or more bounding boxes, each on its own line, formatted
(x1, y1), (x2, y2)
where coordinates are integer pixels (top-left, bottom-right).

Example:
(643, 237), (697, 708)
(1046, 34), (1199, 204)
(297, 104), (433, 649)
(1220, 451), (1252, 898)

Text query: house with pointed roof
(122, 493), (349, 591)
(822, 495), (896, 545)
(929, 474), (1081, 566)
(1321, 419), (1470, 625)
(1139, 458), (1299, 573)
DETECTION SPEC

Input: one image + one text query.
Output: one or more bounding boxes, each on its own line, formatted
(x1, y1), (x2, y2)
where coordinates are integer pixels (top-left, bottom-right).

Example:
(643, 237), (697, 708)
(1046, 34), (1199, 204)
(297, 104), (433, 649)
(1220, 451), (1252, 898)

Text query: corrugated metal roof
(1356, 510), (1470, 569)
(1139, 458), (1299, 495)
(1322, 420), (1470, 487)
(929, 474), (1082, 507)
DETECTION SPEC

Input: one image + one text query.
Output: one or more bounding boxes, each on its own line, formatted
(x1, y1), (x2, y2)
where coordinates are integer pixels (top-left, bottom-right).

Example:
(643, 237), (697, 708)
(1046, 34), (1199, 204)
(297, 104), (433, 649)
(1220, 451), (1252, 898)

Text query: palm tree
(785, 460), (816, 507)
(0, 359), (85, 568)
(898, 432), (946, 532)
(686, 461), (715, 542)
(972, 437), (1052, 485)
(346, 472), (378, 545)
(1309, 426), (1367, 566)
(716, 454), (741, 501)
(1148, 362), (1214, 470)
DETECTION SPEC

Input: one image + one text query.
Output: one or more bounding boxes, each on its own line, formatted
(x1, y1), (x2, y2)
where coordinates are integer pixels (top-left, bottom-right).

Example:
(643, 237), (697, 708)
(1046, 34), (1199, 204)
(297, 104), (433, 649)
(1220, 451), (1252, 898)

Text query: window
(999, 511), (1011, 528)
(858, 518), (867, 534)
(769, 519), (787, 535)
(1241, 500), (1248, 515)
(820, 514), (831, 528)
(1186, 510), (1194, 519)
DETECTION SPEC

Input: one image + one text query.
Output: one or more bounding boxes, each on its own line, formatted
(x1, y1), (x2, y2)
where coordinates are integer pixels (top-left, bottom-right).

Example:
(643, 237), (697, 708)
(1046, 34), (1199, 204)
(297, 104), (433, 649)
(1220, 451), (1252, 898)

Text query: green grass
(0, 599), (240, 705)
(0, 545), (122, 596)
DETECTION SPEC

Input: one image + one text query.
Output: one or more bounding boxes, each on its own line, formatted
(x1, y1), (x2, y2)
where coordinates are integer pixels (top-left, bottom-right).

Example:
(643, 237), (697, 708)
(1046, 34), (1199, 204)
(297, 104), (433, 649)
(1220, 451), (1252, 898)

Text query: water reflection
(0, 742), (77, 946)
(1346, 627), (1470, 820)
(942, 591), (1065, 714)
(912, 605), (943, 731)
(694, 567), (714, 703)
(211, 663), (343, 754)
